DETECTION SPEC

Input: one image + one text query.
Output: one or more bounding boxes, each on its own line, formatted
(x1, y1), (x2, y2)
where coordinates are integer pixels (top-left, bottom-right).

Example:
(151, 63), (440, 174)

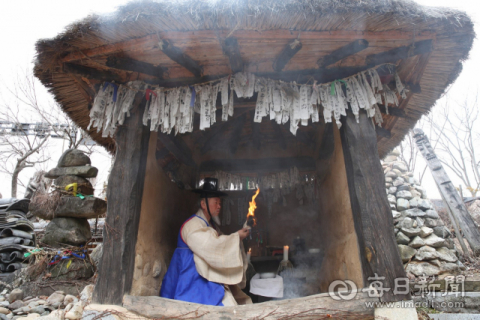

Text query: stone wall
(382, 150), (465, 277)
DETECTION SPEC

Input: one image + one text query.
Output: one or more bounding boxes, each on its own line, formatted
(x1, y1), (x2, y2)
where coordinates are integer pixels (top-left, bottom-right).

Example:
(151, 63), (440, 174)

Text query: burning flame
(247, 188), (260, 227)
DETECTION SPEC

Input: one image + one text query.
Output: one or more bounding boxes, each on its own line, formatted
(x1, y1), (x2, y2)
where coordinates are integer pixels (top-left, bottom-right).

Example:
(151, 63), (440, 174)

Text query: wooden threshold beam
(222, 37), (244, 73)
(159, 39), (202, 77)
(273, 39), (302, 72)
(106, 56), (165, 79)
(365, 39), (433, 66)
(199, 156), (316, 174)
(317, 39), (369, 68)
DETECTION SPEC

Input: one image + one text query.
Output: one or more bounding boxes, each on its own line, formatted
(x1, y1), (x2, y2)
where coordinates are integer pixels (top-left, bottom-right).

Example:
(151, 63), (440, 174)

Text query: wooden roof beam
(317, 39), (369, 68)
(222, 37), (244, 73)
(273, 39), (303, 72)
(365, 39), (433, 66)
(63, 63), (125, 83)
(106, 56), (165, 79)
(159, 39), (202, 77)
(375, 126), (391, 138)
(378, 104), (408, 118)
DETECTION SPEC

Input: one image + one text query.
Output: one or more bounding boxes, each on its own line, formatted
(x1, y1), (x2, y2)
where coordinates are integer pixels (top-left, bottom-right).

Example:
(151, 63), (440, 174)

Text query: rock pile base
(382, 149), (465, 277)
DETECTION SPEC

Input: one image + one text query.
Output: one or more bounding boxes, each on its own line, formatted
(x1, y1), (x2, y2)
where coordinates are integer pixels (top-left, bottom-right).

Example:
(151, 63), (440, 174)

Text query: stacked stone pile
(0, 285), (94, 320)
(30, 149), (106, 248)
(382, 149), (465, 277)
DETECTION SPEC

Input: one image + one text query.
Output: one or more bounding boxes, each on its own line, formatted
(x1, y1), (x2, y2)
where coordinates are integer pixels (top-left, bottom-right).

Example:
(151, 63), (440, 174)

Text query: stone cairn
(382, 149), (465, 277)
(30, 149), (106, 248)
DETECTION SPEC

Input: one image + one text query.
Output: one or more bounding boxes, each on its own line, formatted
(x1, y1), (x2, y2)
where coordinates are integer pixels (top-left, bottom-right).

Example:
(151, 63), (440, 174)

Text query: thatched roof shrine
(34, 0), (474, 157)
(33, 0), (476, 312)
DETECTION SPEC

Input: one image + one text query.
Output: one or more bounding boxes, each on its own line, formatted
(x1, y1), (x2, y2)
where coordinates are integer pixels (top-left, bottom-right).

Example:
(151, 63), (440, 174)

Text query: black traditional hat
(192, 178), (228, 198)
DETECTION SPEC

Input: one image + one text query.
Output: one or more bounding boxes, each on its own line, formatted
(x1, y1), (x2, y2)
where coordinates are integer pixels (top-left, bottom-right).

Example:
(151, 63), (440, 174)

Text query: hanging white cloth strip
(88, 64), (404, 137)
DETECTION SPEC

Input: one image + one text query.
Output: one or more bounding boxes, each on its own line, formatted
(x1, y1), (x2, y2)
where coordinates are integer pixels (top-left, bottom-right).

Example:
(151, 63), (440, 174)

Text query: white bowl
(259, 272), (276, 279)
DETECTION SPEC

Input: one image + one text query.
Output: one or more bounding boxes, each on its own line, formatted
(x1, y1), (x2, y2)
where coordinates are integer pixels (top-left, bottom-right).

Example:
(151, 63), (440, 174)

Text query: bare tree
(10, 71), (95, 153)
(0, 107), (51, 198)
(426, 94), (480, 197)
(0, 71), (97, 197)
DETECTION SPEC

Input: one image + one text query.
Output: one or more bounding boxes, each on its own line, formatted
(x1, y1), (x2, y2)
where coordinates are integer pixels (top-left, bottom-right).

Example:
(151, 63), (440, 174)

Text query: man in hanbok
(160, 178), (252, 306)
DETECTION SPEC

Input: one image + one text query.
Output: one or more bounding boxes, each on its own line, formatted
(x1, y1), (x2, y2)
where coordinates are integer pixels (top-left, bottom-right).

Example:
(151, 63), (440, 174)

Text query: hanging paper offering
(88, 65), (404, 138)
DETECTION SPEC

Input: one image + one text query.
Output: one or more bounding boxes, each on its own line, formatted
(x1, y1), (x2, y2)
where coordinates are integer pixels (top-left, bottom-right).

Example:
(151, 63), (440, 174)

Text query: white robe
(181, 209), (252, 306)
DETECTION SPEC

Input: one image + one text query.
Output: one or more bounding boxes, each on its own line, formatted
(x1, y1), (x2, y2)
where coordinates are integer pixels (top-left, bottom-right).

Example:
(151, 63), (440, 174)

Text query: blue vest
(159, 215), (225, 306)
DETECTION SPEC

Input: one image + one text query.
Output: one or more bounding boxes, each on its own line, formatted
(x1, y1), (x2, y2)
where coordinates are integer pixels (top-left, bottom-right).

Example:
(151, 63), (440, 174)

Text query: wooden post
(413, 128), (480, 256)
(92, 96), (151, 305)
(341, 110), (409, 302)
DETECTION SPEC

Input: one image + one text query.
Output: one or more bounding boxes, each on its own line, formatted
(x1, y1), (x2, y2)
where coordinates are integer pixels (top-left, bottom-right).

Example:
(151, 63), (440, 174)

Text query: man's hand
(237, 228), (250, 240)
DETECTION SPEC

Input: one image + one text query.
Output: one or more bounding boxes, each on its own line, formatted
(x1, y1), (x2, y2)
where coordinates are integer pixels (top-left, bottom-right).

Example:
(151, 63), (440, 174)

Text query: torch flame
(247, 188), (260, 227)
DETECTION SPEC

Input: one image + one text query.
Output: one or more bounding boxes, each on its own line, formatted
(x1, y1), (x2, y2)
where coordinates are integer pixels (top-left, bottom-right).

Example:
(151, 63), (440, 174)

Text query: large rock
(58, 149), (91, 167)
(417, 199), (432, 211)
(387, 195), (396, 205)
(423, 234), (446, 248)
(54, 197), (106, 219)
(7, 289), (23, 303)
(408, 198), (418, 208)
(405, 261), (440, 276)
(392, 210), (401, 219)
(401, 227), (421, 237)
(396, 190), (413, 200)
(393, 162), (408, 172)
(409, 236), (425, 248)
(415, 217), (425, 227)
(419, 226), (433, 238)
(388, 186), (397, 195)
(424, 218), (438, 228)
(397, 184), (411, 192)
(396, 232), (410, 245)
(46, 292), (65, 305)
(393, 178), (405, 187)
(433, 226), (451, 238)
(436, 247), (457, 262)
(398, 217), (414, 229)
(403, 208), (426, 218)
(50, 259), (95, 281)
(397, 198), (409, 211)
(42, 217), (91, 247)
(397, 245), (417, 262)
(55, 176), (94, 196)
(424, 209), (439, 219)
(385, 171), (397, 178)
(415, 246), (437, 260)
(45, 166), (98, 179)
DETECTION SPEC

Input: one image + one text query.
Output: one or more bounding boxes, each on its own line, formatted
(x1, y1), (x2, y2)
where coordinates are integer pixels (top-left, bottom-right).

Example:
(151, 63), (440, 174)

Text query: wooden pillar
(93, 97), (150, 305)
(340, 110), (409, 302)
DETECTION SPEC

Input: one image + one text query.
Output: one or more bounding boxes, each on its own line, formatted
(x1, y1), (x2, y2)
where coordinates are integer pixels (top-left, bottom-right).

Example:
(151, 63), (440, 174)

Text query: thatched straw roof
(34, 0), (474, 156)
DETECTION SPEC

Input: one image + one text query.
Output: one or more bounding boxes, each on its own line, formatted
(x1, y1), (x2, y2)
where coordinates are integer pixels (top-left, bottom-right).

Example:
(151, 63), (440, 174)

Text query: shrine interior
(130, 107), (364, 300)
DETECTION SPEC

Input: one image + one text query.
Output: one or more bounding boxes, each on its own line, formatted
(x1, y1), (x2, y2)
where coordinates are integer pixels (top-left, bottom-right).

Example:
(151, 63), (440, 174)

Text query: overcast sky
(0, 0), (479, 199)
